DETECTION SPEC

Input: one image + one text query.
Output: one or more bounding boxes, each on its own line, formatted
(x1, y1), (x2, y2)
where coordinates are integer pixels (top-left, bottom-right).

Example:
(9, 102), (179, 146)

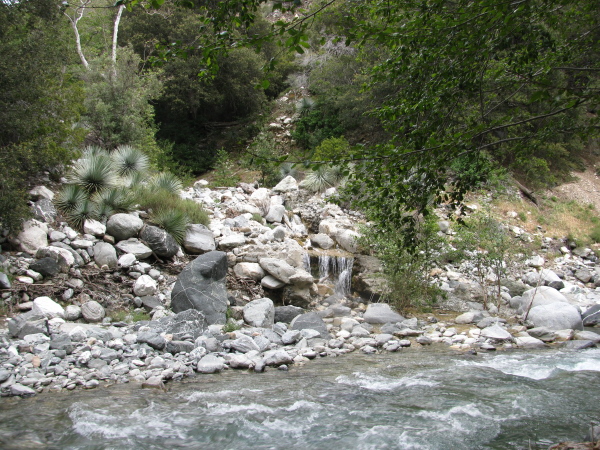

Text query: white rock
(17, 220), (48, 254)
(233, 262), (265, 281)
(243, 297), (275, 328)
(118, 253), (137, 269)
(83, 219), (106, 237)
(32, 296), (65, 319)
(133, 275), (157, 297)
(272, 176), (298, 193)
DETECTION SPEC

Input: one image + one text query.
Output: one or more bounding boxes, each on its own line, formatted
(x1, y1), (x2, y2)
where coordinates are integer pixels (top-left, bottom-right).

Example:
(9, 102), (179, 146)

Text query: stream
(1, 346), (599, 449)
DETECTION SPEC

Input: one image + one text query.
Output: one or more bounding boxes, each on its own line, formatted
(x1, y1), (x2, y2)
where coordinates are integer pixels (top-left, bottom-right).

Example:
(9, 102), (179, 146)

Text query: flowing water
(304, 253), (354, 297)
(1, 347), (599, 449)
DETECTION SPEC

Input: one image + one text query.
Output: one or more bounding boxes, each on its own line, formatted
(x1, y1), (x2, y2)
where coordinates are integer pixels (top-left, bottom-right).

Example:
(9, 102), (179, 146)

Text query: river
(1, 346), (599, 449)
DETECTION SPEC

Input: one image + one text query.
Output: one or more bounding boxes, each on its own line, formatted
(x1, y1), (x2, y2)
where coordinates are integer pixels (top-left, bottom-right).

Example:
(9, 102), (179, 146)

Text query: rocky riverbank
(1, 176), (600, 398)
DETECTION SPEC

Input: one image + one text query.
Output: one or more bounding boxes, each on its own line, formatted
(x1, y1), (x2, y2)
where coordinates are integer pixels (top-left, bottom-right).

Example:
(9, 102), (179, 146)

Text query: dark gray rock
(290, 312), (330, 339)
(32, 198), (57, 223)
(274, 305), (304, 323)
(29, 257), (60, 278)
(50, 334), (73, 354)
(140, 296), (162, 312)
(170, 251), (228, 325)
(7, 312), (48, 338)
(165, 340), (195, 354)
(563, 340), (596, 350)
(137, 331), (166, 350)
(582, 304), (600, 326)
(140, 225), (179, 259)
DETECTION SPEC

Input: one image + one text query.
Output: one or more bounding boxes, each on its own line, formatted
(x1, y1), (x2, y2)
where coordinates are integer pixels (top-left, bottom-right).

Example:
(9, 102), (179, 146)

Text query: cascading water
(305, 253), (354, 297)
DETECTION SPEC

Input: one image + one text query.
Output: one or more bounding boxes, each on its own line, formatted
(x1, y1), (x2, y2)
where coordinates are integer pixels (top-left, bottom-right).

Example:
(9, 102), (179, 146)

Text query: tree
(0, 0), (85, 232)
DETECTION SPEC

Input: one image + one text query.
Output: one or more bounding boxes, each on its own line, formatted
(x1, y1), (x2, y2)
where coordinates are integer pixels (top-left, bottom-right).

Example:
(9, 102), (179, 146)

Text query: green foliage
(0, 0), (85, 232)
(211, 149), (240, 187)
(68, 148), (117, 195)
(133, 187), (209, 227)
(362, 216), (445, 312)
(590, 225), (600, 244)
(149, 208), (188, 245)
(452, 212), (527, 308)
(245, 131), (283, 187)
(313, 137), (351, 162)
(300, 165), (344, 193)
(222, 319), (241, 333)
(82, 48), (162, 152)
(112, 145), (150, 178)
(149, 172), (183, 196)
(291, 104), (345, 150)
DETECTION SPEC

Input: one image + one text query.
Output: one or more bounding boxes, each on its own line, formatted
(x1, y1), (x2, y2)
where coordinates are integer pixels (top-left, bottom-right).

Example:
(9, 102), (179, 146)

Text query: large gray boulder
(17, 220), (48, 254)
(243, 297), (275, 328)
(184, 224), (216, 254)
(363, 303), (405, 324)
(7, 311), (48, 338)
(170, 251), (229, 325)
(290, 312), (329, 338)
(140, 225), (179, 259)
(32, 296), (65, 319)
(93, 242), (117, 269)
(274, 305), (304, 323)
(528, 303), (583, 331)
(515, 286), (568, 313)
(32, 198), (57, 223)
(148, 309), (206, 340)
(106, 213), (143, 242)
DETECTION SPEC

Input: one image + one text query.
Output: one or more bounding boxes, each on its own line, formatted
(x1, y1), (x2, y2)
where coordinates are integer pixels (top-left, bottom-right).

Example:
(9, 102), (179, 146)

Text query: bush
(363, 216), (445, 312)
(211, 149), (240, 187)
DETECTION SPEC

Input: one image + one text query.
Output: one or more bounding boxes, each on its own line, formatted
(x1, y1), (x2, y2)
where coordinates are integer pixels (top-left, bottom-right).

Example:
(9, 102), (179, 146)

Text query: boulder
(363, 303), (405, 324)
(115, 238), (153, 259)
(32, 296), (64, 319)
(230, 335), (261, 353)
(196, 354), (225, 374)
(64, 305), (82, 321)
(29, 185), (54, 201)
(582, 304), (600, 326)
(184, 224), (216, 254)
(259, 258), (296, 284)
(290, 312), (329, 338)
(140, 225), (179, 259)
(0, 272), (11, 289)
(480, 324), (512, 341)
(233, 262), (265, 281)
(148, 309), (206, 339)
(117, 253), (137, 269)
(17, 220), (48, 254)
(170, 251), (229, 325)
(32, 198), (57, 223)
(218, 233), (247, 250)
(454, 311), (484, 324)
(516, 286), (568, 313)
(514, 335), (546, 349)
(7, 312), (48, 338)
(261, 275), (286, 290)
(243, 297), (275, 328)
(521, 269), (562, 287)
(93, 242), (118, 269)
(528, 303), (583, 331)
(133, 274), (157, 297)
(310, 234), (335, 250)
(335, 229), (360, 253)
(262, 349), (293, 366)
(83, 219), (106, 237)
(265, 205), (286, 223)
(137, 331), (166, 350)
(29, 257), (59, 278)
(36, 246), (75, 272)
(106, 213), (143, 242)
(81, 300), (105, 323)
(272, 175), (298, 193)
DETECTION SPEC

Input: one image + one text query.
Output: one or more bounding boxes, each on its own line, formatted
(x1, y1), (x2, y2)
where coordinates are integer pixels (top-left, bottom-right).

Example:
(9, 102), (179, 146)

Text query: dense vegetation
(1, 0), (598, 248)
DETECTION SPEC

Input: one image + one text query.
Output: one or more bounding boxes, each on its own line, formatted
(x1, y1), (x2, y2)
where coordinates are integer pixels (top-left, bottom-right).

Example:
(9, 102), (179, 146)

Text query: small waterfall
(304, 252), (354, 297)
(303, 252), (311, 273)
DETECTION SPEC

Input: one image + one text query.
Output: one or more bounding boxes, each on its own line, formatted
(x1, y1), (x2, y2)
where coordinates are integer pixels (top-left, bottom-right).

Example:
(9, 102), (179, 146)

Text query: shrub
(149, 208), (188, 245)
(300, 164), (345, 193)
(112, 145), (150, 178)
(211, 149), (240, 187)
(148, 172), (183, 195)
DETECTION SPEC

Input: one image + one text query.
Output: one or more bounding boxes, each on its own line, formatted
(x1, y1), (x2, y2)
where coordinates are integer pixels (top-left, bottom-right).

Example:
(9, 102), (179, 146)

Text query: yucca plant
(112, 145), (149, 178)
(300, 164), (344, 193)
(68, 198), (98, 229)
(69, 151), (116, 195)
(149, 208), (188, 245)
(55, 184), (87, 214)
(92, 187), (134, 215)
(149, 172), (183, 195)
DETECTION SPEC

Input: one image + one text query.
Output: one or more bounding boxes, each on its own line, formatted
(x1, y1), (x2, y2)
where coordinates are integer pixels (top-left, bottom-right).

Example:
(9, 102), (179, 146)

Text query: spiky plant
(149, 172), (183, 195)
(279, 162), (298, 180)
(92, 187), (134, 215)
(125, 170), (145, 189)
(149, 208), (188, 245)
(69, 151), (116, 195)
(300, 165), (342, 193)
(67, 198), (98, 229)
(112, 145), (149, 178)
(55, 184), (87, 215)
(296, 97), (315, 116)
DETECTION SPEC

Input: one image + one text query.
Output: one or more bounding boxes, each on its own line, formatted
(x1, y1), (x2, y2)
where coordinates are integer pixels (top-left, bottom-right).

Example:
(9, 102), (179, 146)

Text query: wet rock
(171, 251), (228, 325)
(10, 383), (36, 397)
(514, 335), (546, 349)
(196, 354), (225, 374)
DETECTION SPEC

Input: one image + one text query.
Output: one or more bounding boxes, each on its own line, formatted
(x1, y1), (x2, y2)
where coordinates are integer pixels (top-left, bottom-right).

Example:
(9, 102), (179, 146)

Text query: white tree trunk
(64, 0), (92, 70)
(111, 4), (125, 76)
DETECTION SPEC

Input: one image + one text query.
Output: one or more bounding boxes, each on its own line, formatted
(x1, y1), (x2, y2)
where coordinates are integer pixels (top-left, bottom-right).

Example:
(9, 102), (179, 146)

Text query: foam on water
(69, 402), (190, 440)
(182, 388), (263, 402)
(204, 402), (275, 415)
(456, 348), (600, 380)
(336, 371), (439, 391)
(415, 403), (495, 433)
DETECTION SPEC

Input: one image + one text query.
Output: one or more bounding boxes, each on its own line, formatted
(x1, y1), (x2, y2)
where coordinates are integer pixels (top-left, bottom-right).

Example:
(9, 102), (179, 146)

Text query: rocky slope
(0, 175), (599, 397)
